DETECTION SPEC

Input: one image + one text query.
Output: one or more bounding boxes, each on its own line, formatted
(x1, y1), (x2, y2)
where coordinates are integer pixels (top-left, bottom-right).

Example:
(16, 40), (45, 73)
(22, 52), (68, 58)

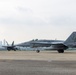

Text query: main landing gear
(57, 49), (64, 53)
(36, 50), (40, 53)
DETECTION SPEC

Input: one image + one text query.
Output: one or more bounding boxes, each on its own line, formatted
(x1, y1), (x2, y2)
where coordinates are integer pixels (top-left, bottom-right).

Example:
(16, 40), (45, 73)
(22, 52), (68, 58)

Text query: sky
(0, 0), (76, 44)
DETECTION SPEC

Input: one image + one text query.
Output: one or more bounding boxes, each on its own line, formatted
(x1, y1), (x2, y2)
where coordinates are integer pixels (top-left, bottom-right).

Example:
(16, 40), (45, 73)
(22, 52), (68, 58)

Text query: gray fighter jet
(4, 32), (76, 53)
(16, 32), (76, 53)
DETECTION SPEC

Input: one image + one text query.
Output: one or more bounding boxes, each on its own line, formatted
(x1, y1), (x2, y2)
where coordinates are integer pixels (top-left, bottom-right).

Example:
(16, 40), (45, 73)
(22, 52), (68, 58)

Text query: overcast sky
(0, 0), (76, 44)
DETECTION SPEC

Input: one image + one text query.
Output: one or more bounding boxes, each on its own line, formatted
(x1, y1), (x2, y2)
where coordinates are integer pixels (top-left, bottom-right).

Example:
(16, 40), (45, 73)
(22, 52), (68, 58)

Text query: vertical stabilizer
(12, 41), (14, 46)
(64, 32), (76, 47)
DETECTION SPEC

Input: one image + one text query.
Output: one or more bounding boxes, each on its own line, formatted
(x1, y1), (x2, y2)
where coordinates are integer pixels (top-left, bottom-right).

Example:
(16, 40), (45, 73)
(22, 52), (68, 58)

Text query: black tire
(36, 50), (40, 53)
(57, 49), (64, 53)
(14, 49), (16, 51)
(8, 50), (10, 51)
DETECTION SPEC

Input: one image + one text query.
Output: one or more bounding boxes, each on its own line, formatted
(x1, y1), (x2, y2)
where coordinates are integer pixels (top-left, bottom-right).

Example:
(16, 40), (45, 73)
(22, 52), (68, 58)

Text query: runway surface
(0, 50), (76, 75)
(0, 50), (76, 61)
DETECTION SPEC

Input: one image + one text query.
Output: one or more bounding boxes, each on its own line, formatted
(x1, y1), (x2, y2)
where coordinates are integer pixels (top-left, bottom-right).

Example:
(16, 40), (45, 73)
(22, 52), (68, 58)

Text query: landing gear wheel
(36, 50), (40, 53)
(57, 49), (64, 53)
(8, 50), (10, 51)
(14, 49), (16, 51)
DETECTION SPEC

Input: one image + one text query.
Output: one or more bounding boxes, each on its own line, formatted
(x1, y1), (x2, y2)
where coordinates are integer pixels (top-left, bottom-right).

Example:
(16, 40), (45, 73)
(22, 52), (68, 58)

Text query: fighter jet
(16, 32), (76, 53)
(3, 32), (76, 53)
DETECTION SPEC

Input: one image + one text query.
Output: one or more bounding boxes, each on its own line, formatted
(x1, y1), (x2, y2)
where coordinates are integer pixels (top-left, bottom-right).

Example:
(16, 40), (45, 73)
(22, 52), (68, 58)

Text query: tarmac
(0, 50), (76, 75)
